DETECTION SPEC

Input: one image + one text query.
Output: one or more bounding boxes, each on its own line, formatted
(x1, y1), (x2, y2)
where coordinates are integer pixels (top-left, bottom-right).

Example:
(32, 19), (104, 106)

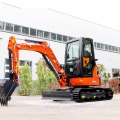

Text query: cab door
(82, 38), (95, 77)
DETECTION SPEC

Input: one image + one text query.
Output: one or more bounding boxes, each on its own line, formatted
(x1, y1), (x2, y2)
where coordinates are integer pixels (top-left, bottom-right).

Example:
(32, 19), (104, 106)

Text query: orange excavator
(0, 36), (113, 106)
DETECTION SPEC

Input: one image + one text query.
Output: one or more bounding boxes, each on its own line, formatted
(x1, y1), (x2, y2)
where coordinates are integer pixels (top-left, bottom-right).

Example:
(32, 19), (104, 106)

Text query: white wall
(0, 4), (120, 80)
(0, 32), (65, 80)
(95, 49), (120, 74)
(0, 5), (120, 45)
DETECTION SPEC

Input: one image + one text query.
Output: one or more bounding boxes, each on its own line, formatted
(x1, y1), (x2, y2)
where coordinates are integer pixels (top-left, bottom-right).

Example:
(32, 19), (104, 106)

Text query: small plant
(97, 64), (106, 77)
(102, 72), (111, 88)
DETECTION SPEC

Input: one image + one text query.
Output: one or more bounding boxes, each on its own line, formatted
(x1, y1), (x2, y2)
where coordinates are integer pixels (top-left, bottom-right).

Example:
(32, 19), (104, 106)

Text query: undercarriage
(42, 87), (113, 102)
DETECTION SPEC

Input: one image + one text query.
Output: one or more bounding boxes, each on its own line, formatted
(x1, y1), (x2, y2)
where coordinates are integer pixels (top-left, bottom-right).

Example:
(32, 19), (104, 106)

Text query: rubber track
(72, 88), (113, 102)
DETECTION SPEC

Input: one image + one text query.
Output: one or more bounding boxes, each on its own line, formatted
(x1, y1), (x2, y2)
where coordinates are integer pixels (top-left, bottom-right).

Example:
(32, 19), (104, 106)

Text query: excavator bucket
(0, 79), (17, 106)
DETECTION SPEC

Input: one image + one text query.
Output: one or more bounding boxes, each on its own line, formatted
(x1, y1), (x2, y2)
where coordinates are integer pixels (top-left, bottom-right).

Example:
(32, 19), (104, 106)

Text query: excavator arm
(8, 36), (66, 87)
(0, 36), (67, 106)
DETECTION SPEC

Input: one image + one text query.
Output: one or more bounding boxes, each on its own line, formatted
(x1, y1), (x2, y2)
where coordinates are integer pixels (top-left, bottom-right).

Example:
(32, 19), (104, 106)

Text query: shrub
(108, 78), (120, 93)
(18, 63), (33, 96)
(32, 59), (57, 95)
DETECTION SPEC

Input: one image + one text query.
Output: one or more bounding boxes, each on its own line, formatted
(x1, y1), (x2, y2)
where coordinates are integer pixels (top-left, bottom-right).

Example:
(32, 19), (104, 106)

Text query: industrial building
(0, 3), (120, 82)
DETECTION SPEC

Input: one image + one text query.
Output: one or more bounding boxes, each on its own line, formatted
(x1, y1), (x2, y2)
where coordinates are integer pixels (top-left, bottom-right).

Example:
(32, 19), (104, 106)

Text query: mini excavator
(0, 36), (113, 106)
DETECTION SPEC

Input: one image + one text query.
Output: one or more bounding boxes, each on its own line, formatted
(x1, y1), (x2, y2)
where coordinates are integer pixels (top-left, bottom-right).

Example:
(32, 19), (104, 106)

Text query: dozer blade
(42, 89), (72, 101)
(0, 80), (17, 106)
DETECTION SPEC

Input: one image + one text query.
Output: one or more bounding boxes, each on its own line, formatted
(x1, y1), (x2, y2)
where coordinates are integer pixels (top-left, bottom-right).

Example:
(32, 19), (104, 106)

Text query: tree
(102, 72), (111, 88)
(33, 59), (57, 95)
(32, 59), (45, 95)
(97, 64), (111, 88)
(18, 63), (32, 96)
(97, 64), (106, 78)
(45, 67), (58, 90)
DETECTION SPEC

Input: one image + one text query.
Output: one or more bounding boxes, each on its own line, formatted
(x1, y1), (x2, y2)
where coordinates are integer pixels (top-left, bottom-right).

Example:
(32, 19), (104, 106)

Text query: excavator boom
(0, 36), (67, 105)
(8, 36), (67, 87)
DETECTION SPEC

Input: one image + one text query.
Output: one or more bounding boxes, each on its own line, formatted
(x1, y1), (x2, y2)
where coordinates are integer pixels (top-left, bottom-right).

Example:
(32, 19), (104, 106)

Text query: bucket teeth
(0, 97), (8, 106)
(0, 86), (8, 106)
(0, 80), (17, 106)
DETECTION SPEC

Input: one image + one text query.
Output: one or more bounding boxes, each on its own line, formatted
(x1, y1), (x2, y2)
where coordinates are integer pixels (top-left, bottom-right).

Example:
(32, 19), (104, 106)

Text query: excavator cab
(65, 38), (99, 86)
(65, 38), (95, 77)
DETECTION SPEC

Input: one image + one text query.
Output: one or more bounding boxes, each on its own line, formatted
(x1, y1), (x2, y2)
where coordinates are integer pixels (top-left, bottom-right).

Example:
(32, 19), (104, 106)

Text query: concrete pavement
(0, 94), (120, 120)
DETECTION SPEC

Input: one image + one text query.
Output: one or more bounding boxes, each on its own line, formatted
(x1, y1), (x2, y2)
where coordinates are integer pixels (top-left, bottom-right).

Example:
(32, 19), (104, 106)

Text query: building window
(115, 47), (118, 52)
(112, 68), (120, 77)
(57, 34), (62, 41)
(101, 43), (105, 50)
(95, 42), (120, 53)
(119, 47), (120, 52)
(22, 27), (29, 35)
(63, 36), (67, 42)
(94, 42), (97, 48)
(68, 37), (73, 41)
(4, 59), (32, 79)
(14, 25), (21, 33)
(0, 21), (76, 44)
(97, 43), (100, 49)
(37, 30), (43, 38)
(105, 44), (108, 50)
(112, 46), (115, 52)
(51, 33), (56, 40)
(30, 28), (36, 36)
(108, 45), (112, 51)
(5, 59), (10, 79)
(0, 21), (4, 30)
(5, 23), (13, 32)
(44, 31), (50, 39)
(20, 60), (32, 67)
